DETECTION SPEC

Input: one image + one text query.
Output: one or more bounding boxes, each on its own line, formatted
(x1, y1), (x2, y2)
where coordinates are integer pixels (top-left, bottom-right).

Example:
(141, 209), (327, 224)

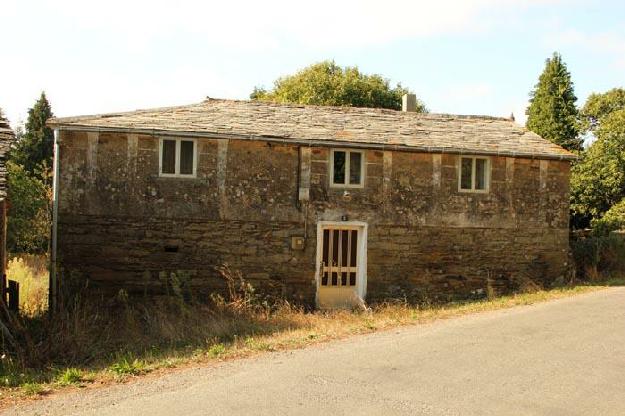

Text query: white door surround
(315, 221), (368, 309)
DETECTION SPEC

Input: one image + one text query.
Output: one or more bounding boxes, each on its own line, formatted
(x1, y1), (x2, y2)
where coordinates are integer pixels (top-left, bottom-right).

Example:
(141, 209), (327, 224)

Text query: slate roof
(48, 98), (576, 160)
(0, 114), (14, 200)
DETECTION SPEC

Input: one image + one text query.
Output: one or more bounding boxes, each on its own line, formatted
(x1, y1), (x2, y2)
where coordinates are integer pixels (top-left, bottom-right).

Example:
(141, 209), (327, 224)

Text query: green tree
(11, 92), (54, 180)
(591, 197), (625, 236)
(580, 88), (625, 133)
(570, 109), (625, 223)
(526, 52), (581, 151)
(251, 60), (427, 112)
(6, 161), (51, 253)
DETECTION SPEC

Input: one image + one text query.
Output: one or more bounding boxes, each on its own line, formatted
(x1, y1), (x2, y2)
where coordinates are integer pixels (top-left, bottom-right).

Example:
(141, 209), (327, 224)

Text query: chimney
(402, 94), (417, 112)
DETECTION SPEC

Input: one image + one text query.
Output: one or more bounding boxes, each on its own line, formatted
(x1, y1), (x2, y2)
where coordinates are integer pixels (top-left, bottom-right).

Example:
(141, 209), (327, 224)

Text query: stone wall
(56, 131), (571, 304)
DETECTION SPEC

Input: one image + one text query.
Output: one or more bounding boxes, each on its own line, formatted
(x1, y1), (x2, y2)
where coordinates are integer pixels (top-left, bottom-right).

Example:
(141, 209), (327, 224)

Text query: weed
(6, 255), (48, 315)
(244, 337), (273, 351)
(363, 320), (377, 330)
(55, 368), (83, 386)
(571, 235), (625, 280)
(207, 344), (227, 358)
(21, 382), (45, 396)
(0, 261), (620, 403)
(109, 356), (146, 377)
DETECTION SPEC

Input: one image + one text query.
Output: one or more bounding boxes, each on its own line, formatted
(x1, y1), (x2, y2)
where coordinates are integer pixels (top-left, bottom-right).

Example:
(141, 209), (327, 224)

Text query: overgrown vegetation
(570, 234), (625, 281)
(6, 92), (53, 255)
(6, 255), (48, 315)
(0, 261), (619, 403)
(6, 164), (50, 254)
(591, 199), (625, 236)
(570, 108), (625, 225)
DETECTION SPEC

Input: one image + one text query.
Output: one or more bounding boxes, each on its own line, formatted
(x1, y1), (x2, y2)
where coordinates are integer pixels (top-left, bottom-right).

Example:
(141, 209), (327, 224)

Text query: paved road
(8, 287), (625, 416)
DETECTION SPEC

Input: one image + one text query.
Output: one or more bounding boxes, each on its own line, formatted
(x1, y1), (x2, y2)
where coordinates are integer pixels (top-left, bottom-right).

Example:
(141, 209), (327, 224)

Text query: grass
(207, 344), (226, 357)
(20, 383), (46, 396)
(0, 281), (617, 406)
(109, 356), (146, 378)
(55, 368), (83, 386)
(6, 255), (49, 316)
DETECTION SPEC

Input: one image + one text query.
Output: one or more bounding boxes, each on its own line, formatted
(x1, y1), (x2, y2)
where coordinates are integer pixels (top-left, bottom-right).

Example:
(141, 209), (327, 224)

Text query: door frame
(315, 221), (368, 308)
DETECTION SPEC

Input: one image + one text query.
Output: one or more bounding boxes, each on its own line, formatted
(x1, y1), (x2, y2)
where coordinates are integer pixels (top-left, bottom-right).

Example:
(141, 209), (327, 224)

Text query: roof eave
(50, 123), (578, 162)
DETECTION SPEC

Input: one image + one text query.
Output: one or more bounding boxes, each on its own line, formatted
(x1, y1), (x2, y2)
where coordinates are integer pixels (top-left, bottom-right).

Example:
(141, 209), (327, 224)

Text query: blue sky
(1, 0), (624, 128)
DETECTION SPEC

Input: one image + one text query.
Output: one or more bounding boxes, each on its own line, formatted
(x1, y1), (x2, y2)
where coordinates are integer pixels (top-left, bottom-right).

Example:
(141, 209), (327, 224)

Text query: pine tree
(12, 92), (54, 179)
(526, 52), (581, 151)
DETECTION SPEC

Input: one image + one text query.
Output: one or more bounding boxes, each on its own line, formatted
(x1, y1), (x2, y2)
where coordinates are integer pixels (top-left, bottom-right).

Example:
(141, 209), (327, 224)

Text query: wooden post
(1, 273), (6, 305)
(7, 280), (18, 312)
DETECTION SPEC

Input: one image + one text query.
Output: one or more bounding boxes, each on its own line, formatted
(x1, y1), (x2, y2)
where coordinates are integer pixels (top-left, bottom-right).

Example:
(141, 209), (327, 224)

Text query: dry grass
(0, 281), (613, 405)
(6, 255), (48, 315)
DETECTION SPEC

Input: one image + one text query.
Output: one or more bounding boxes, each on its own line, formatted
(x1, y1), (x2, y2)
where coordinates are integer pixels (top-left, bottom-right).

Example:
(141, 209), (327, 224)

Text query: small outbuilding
(47, 96), (575, 308)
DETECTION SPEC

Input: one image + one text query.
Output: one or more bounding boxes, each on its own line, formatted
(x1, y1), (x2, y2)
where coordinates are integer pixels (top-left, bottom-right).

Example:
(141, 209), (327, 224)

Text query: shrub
(592, 198), (625, 236)
(571, 234), (625, 280)
(6, 161), (51, 254)
(7, 255), (49, 315)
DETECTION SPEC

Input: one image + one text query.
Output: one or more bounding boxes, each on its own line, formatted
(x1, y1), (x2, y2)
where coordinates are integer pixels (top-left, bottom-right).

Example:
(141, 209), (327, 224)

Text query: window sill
(458, 189), (490, 194)
(329, 184), (365, 189)
(156, 174), (198, 179)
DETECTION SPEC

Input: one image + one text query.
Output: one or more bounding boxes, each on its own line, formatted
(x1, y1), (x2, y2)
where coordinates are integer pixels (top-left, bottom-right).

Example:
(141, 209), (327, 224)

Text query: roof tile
(48, 99), (576, 160)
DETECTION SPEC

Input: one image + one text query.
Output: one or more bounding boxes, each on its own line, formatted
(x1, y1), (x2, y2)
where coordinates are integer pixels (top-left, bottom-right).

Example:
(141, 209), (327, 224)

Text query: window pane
(349, 152), (362, 185)
(161, 140), (176, 174)
(460, 157), (473, 189)
(475, 158), (487, 190)
(333, 151), (346, 184)
(180, 140), (194, 175)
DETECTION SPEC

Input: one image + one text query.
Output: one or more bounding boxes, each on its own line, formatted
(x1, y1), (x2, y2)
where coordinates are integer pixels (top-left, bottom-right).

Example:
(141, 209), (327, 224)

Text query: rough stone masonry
(48, 99), (574, 306)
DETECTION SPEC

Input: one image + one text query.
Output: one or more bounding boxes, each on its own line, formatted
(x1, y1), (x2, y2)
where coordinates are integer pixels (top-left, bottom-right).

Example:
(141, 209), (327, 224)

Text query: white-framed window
(458, 156), (490, 192)
(159, 137), (197, 177)
(330, 149), (365, 188)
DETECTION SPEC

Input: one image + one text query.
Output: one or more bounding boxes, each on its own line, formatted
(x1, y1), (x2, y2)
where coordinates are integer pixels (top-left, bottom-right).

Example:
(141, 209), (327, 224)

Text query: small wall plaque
(291, 236), (305, 250)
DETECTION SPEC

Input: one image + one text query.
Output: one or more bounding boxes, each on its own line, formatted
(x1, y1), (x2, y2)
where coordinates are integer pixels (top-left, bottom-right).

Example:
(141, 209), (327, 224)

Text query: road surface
(8, 287), (625, 415)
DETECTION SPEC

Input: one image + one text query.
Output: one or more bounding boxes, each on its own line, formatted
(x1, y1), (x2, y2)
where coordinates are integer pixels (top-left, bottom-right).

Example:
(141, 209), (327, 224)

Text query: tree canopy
(525, 52), (581, 151)
(6, 93), (54, 254)
(591, 197), (625, 236)
(570, 108), (625, 223)
(7, 161), (50, 253)
(11, 92), (54, 180)
(251, 60), (426, 112)
(579, 88), (625, 133)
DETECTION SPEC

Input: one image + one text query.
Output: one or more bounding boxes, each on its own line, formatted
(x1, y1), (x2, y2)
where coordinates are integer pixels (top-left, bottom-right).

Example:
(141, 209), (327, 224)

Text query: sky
(1, 0), (624, 129)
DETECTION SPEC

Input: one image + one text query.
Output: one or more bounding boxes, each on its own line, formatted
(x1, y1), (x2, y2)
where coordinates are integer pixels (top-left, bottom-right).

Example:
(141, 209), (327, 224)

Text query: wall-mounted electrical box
(291, 236), (305, 250)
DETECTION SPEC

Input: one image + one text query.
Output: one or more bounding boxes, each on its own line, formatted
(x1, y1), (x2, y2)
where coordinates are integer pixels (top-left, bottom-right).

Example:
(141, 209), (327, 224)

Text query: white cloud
(436, 82), (495, 114)
(543, 29), (625, 68)
(0, 0), (568, 127)
(29, 0), (517, 49)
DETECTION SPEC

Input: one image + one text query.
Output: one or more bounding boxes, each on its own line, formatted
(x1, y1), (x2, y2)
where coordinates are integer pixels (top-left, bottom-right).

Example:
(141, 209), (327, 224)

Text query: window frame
(329, 149), (366, 189)
(458, 155), (490, 193)
(158, 137), (198, 178)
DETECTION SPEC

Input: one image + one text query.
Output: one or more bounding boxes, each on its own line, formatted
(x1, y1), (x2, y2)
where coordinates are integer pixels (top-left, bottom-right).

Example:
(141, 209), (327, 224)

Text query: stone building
(47, 96), (575, 308)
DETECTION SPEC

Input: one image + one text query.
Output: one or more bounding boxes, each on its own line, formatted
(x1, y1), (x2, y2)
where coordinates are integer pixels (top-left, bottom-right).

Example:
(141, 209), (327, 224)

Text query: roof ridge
(50, 98), (514, 124)
(203, 97), (512, 121)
